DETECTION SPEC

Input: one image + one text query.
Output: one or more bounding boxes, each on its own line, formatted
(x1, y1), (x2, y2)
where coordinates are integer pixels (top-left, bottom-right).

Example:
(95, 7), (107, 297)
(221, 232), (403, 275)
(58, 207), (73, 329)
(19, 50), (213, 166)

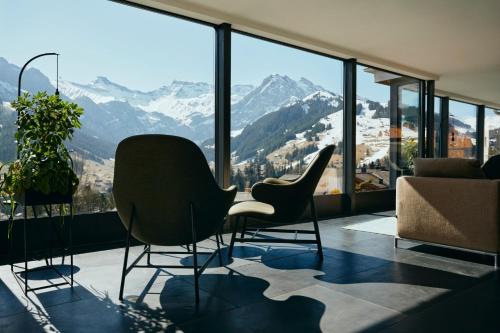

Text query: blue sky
(1, 0), (441, 108)
(1, 0), (214, 91)
(449, 100), (478, 123)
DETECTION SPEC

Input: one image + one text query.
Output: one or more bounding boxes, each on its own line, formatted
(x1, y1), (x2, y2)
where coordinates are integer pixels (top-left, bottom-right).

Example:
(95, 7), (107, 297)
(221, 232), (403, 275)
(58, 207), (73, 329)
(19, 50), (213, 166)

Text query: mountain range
(0, 56), (432, 168)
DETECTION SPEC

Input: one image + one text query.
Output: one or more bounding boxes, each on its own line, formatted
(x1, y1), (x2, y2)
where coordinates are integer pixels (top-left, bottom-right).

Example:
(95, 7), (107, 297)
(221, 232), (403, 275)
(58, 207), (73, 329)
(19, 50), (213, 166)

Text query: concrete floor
(0, 211), (499, 332)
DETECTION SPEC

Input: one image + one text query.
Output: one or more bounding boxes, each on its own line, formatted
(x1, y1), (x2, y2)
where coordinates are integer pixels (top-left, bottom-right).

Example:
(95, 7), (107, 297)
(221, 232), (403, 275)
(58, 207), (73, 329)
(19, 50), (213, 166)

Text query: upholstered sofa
(396, 176), (500, 260)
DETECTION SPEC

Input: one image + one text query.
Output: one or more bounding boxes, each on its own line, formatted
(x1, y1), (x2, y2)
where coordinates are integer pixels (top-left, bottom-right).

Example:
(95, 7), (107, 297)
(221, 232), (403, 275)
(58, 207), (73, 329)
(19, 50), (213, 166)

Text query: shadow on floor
(258, 247), (477, 289)
(18, 264), (80, 280)
(2, 232), (497, 333)
(30, 272), (325, 333)
(0, 279), (46, 332)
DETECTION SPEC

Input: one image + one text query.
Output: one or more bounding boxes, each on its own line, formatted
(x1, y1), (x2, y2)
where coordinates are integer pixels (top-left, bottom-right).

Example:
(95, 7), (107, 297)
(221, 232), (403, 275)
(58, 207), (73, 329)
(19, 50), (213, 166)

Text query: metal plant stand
(10, 195), (74, 295)
(10, 52), (74, 294)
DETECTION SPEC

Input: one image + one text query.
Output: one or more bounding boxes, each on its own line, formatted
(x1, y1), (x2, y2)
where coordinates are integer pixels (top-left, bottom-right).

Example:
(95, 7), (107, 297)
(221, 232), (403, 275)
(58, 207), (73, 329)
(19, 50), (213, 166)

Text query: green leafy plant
(402, 138), (418, 173)
(0, 92), (83, 234)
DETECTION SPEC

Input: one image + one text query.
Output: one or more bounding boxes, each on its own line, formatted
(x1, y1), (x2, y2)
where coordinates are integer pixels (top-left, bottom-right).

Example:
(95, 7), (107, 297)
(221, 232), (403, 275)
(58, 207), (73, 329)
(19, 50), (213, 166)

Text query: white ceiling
(132, 0), (500, 108)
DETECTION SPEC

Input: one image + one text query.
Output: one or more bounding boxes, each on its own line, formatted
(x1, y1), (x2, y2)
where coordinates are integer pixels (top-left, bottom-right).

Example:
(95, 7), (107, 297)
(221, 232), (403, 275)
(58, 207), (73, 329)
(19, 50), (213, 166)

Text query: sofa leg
(494, 254), (498, 269)
(394, 237), (398, 249)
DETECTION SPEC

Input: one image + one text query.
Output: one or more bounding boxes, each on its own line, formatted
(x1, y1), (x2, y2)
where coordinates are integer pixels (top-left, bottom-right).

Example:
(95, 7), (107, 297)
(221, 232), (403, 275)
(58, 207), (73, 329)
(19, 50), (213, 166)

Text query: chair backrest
(113, 134), (231, 246)
(295, 144), (336, 190)
(286, 144), (336, 217)
(253, 144), (335, 222)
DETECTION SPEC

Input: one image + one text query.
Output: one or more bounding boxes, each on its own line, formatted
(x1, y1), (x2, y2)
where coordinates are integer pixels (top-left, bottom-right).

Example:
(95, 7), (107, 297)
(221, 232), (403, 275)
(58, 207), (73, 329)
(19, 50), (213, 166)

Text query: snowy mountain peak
(231, 74), (332, 129)
(90, 76), (141, 93)
(93, 76), (113, 85)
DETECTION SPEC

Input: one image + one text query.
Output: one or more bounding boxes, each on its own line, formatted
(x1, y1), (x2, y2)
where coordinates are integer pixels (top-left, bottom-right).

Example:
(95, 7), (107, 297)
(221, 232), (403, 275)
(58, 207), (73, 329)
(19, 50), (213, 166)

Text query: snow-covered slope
(271, 94), (417, 167)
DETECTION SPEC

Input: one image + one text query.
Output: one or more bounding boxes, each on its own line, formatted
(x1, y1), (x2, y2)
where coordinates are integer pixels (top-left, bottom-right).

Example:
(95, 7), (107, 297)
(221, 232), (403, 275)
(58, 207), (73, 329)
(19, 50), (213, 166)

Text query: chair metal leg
(23, 207), (28, 295)
(219, 222), (225, 245)
(190, 203), (200, 304)
(240, 217), (247, 238)
(146, 244), (151, 265)
(69, 203), (73, 287)
(215, 231), (223, 266)
(310, 198), (323, 260)
(119, 205), (135, 301)
(228, 216), (240, 259)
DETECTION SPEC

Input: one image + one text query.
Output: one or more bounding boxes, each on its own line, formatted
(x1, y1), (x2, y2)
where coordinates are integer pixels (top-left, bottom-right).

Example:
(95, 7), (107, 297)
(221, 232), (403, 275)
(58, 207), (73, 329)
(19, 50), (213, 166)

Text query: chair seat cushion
(228, 201), (275, 218)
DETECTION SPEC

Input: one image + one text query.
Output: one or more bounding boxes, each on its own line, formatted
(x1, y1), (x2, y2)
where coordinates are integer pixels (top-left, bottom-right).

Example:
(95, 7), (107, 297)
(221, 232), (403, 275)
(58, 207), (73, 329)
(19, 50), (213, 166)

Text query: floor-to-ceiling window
(1, 0), (215, 216)
(484, 108), (500, 161)
(230, 32), (344, 195)
(355, 65), (420, 192)
(448, 100), (477, 159)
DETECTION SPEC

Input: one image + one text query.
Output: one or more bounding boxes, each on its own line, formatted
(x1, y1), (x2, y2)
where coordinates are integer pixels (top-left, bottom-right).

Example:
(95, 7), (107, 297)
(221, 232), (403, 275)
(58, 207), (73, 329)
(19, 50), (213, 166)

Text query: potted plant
(0, 91), (83, 230)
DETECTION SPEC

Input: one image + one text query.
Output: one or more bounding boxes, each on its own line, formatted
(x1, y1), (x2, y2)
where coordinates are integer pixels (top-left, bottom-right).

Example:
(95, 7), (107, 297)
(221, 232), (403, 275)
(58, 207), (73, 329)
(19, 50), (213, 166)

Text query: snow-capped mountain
(59, 73), (322, 130)
(61, 78), (210, 126)
(231, 84), (254, 104)
(231, 74), (326, 129)
(0, 56), (436, 168)
(60, 77), (256, 127)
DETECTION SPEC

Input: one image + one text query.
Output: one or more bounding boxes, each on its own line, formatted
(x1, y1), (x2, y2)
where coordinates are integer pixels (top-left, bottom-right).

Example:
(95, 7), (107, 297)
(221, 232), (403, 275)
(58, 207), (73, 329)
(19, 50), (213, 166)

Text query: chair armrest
(278, 174), (302, 182)
(222, 185), (237, 207)
(224, 185), (237, 193)
(263, 178), (292, 185)
(251, 181), (297, 206)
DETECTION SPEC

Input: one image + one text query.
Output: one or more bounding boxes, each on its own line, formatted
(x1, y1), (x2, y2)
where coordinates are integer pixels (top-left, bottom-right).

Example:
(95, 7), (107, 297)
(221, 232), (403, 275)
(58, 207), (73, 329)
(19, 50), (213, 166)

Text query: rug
(342, 215), (397, 236)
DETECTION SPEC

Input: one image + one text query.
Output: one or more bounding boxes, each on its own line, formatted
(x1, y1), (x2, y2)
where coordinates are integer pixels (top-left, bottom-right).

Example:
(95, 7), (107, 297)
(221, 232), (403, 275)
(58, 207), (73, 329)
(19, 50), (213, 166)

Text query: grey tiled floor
(1, 212), (498, 332)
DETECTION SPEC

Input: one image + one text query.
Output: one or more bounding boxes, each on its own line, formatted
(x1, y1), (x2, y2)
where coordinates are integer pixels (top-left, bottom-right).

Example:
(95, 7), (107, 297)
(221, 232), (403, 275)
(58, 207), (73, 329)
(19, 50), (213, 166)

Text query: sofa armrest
(396, 176), (500, 253)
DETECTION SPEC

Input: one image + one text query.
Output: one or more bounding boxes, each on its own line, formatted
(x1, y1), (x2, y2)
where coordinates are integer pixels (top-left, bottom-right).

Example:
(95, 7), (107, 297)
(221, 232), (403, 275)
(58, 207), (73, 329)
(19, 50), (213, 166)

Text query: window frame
(8, 0), (494, 220)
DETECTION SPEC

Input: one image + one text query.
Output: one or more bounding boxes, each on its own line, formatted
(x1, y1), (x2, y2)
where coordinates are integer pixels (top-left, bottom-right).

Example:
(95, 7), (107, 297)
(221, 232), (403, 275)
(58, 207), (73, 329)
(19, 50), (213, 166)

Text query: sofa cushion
(482, 155), (500, 179)
(413, 158), (485, 179)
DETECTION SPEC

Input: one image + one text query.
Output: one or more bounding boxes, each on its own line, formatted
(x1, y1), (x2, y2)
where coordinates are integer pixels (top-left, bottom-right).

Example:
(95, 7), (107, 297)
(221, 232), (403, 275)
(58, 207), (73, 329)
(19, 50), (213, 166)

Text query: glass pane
(1, 0), (215, 215)
(399, 83), (419, 175)
(231, 32), (344, 195)
(448, 101), (477, 159)
(484, 108), (500, 161)
(434, 97), (442, 156)
(355, 65), (420, 192)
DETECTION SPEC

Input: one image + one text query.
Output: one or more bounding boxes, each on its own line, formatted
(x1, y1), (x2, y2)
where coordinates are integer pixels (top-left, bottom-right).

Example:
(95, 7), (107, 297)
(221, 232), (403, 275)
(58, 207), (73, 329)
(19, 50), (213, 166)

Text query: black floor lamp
(17, 52), (60, 97)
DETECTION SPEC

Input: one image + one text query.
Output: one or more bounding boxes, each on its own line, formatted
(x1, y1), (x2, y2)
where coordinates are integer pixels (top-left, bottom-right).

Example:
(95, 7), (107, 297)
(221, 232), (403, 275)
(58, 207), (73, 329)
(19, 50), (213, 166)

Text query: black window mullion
(426, 80), (435, 157)
(343, 59), (356, 213)
(215, 23), (231, 187)
(418, 80), (426, 157)
(440, 97), (449, 157)
(477, 105), (485, 163)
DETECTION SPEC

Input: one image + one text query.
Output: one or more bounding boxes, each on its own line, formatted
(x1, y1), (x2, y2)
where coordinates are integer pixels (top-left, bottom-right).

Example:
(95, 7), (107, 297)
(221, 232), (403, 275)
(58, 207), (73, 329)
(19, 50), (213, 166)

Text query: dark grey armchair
(228, 144), (335, 259)
(113, 134), (236, 303)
